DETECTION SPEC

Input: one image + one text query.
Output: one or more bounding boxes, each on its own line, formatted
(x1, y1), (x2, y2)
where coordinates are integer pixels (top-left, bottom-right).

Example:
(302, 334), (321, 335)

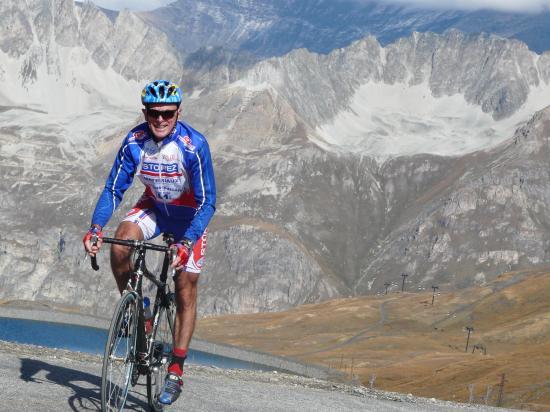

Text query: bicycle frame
(92, 234), (177, 411)
(92, 235), (175, 364)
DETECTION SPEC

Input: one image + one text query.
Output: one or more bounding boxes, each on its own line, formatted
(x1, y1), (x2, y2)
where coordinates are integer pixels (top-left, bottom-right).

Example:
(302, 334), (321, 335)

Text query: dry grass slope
(196, 266), (550, 410)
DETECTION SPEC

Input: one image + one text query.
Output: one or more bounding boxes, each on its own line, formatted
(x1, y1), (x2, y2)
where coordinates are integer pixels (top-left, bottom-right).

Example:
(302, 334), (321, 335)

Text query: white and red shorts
(123, 200), (208, 274)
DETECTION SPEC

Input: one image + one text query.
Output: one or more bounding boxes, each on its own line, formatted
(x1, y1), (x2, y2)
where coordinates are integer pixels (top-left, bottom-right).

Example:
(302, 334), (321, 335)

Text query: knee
(114, 221), (143, 240)
(111, 222), (143, 261)
(111, 244), (132, 261)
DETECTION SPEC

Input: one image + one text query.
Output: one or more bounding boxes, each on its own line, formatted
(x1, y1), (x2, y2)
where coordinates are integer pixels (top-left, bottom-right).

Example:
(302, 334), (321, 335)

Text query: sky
(89, 0), (550, 13)
(383, 0), (550, 13)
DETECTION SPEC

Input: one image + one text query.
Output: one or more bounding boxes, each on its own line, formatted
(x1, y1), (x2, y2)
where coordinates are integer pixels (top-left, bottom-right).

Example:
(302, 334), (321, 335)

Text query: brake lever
(169, 247), (177, 278)
(90, 234), (100, 271)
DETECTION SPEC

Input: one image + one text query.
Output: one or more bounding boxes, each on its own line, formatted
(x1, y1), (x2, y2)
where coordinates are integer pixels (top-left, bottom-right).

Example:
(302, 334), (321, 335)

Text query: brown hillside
(196, 267), (550, 410)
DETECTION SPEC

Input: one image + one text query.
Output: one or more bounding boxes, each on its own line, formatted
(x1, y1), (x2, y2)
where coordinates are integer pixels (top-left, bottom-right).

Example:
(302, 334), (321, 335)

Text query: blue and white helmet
(141, 80), (182, 106)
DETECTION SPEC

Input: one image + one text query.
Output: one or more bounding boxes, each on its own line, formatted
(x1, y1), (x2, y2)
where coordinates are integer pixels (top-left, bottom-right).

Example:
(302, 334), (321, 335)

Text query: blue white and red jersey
(91, 121), (216, 243)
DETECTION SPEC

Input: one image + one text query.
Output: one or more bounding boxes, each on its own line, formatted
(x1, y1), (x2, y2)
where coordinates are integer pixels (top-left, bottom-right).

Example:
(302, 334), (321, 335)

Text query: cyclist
(83, 80), (216, 405)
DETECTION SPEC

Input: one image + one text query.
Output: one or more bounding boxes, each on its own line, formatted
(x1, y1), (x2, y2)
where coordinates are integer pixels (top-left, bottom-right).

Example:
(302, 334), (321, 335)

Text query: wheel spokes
(103, 296), (138, 411)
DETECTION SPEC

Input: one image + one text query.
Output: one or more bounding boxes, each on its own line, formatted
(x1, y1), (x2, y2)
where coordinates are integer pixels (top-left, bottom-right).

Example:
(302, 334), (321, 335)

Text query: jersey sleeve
(182, 139), (217, 243)
(91, 135), (138, 228)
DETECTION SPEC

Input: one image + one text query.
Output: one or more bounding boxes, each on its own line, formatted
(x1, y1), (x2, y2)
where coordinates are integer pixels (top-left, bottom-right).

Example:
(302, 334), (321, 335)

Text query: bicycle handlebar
(90, 236), (172, 271)
(102, 237), (171, 252)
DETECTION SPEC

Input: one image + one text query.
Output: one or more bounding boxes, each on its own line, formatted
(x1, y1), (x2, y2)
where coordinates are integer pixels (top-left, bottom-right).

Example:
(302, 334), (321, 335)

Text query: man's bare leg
(159, 269), (197, 404)
(110, 221), (144, 294)
(173, 270), (199, 351)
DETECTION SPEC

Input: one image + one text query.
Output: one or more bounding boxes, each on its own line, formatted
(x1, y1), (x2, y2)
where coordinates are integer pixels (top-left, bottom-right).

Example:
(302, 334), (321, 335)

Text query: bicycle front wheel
(147, 293), (176, 411)
(101, 292), (139, 412)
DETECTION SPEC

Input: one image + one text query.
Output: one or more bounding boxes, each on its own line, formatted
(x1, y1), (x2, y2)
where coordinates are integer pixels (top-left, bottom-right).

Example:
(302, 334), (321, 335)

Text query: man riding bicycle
(83, 80), (216, 405)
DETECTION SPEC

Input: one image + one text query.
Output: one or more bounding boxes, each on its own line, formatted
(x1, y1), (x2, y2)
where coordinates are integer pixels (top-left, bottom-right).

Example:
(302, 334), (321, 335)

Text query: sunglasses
(146, 108), (178, 120)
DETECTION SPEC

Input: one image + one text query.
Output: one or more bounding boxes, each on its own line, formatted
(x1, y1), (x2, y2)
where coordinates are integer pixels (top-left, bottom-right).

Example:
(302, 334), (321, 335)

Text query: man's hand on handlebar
(83, 225), (103, 256)
(170, 239), (193, 271)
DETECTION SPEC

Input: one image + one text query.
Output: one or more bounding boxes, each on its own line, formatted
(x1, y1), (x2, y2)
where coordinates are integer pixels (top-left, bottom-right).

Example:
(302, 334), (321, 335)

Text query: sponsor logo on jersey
(162, 154), (178, 161)
(200, 231), (208, 255)
(140, 162), (182, 177)
(141, 176), (180, 184)
(132, 130), (147, 140)
(179, 135), (195, 151)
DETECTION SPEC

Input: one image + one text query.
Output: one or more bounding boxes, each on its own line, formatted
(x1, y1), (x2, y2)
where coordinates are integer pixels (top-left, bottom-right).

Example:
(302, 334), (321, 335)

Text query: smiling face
(142, 103), (180, 140)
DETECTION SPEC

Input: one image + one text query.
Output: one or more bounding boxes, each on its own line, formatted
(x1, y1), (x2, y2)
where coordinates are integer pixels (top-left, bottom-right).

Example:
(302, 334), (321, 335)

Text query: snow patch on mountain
(314, 81), (550, 158)
(0, 48), (142, 115)
(0, 106), (138, 180)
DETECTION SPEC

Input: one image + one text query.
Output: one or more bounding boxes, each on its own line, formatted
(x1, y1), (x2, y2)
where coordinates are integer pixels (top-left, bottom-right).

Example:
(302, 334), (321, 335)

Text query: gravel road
(0, 340), (513, 412)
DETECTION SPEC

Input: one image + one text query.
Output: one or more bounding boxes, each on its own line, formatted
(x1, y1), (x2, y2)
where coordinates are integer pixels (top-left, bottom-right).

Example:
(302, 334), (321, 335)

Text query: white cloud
(88, 0), (550, 13)
(379, 0), (550, 13)
(88, 0), (174, 11)
(89, 0), (550, 13)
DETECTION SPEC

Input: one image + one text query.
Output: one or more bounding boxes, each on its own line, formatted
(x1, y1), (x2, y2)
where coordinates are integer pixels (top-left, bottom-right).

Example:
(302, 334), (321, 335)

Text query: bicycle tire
(147, 293), (176, 411)
(101, 292), (139, 412)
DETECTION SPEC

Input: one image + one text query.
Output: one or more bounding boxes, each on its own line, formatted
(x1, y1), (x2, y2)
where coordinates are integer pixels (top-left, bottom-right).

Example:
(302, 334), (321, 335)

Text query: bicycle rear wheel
(147, 292), (176, 411)
(101, 292), (139, 412)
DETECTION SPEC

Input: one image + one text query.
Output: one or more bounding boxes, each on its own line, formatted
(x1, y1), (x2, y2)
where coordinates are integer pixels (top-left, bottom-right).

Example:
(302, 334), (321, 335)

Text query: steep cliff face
(355, 108), (550, 294)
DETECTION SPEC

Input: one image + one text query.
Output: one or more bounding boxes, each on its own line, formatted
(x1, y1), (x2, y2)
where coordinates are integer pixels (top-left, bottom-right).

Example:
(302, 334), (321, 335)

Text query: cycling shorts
(122, 200), (208, 274)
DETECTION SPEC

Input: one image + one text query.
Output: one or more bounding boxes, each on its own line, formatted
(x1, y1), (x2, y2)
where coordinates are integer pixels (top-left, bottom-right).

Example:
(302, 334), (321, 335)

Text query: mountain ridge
(184, 30), (550, 160)
(141, 0), (550, 56)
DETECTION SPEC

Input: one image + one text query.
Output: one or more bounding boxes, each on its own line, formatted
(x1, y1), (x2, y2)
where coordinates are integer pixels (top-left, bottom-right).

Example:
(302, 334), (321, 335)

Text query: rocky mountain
(0, 0), (181, 111)
(0, 0), (182, 314)
(356, 109), (550, 294)
(135, 30), (550, 313)
(1, 2), (550, 317)
(140, 0), (550, 57)
(186, 30), (550, 154)
(192, 87), (550, 315)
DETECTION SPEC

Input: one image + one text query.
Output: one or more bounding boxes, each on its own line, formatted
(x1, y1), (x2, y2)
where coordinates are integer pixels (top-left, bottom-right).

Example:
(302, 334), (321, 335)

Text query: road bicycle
(90, 234), (177, 412)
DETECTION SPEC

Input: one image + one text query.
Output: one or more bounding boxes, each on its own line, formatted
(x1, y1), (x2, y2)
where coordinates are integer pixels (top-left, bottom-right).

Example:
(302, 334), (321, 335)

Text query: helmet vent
(148, 86), (158, 98)
(159, 85), (165, 98)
